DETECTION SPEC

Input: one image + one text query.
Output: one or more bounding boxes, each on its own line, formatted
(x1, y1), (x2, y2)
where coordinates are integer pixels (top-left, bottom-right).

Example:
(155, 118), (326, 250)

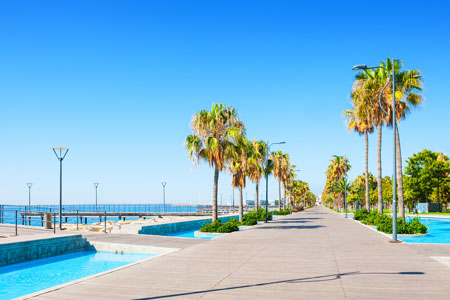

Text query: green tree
(247, 140), (267, 211)
(349, 173), (376, 210)
(185, 103), (245, 222)
(405, 150), (450, 212)
(382, 176), (393, 209)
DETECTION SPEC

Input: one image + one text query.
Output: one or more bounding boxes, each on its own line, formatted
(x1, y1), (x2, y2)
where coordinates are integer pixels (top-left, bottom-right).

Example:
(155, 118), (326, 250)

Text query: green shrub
(356, 212), (428, 234)
(217, 218), (240, 233)
(273, 209), (290, 215)
(292, 207), (303, 212)
(200, 218), (240, 233)
(256, 208), (272, 221)
(242, 211), (258, 226)
(200, 219), (222, 232)
(353, 208), (369, 221)
(404, 217), (428, 234)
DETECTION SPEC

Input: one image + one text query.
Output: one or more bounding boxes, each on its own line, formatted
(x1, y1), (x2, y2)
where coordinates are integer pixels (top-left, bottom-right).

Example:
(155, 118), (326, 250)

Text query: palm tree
(270, 151), (290, 211)
(284, 167), (297, 209)
(227, 135), (252, 222)
(354, 58), (423, 217)
(329, 156), (351, 211)
(378, 58), (423, 218)
(247, 139), (267, 212)
(283, 166), (296, 209)
(185, 103), (245, 222)
(344, 87), (374, 212)
(332, 177), (350, 212)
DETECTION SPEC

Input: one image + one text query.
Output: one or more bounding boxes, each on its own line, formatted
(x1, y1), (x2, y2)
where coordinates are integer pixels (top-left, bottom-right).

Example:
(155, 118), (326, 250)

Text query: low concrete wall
(88, 241), (177, 255)
(138, 215), (239, 235)
(0, 234), (88, 267)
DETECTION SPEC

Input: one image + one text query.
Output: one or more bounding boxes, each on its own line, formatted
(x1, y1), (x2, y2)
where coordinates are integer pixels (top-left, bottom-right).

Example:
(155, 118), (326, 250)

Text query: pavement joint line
(326, 220), (347, 300)
(197, 217), (287, 300)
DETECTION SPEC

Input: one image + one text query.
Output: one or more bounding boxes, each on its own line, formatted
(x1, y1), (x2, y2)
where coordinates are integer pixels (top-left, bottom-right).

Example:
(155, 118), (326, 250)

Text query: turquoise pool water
(0, 251), (154, 300)
(168, 230), (223, 239)
(401, 217), (450, 244)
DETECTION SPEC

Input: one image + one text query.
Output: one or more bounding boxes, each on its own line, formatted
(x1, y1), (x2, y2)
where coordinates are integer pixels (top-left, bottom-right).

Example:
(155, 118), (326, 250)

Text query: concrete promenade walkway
(28, 206), (450, 300)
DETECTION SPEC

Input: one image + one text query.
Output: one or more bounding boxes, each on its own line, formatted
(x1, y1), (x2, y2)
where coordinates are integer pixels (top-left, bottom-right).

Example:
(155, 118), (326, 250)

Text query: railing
(0, 203), (280, 236)
(0, 207), (57, 236)
(1, 204), (212, 214)
(0, 206), (108, 236)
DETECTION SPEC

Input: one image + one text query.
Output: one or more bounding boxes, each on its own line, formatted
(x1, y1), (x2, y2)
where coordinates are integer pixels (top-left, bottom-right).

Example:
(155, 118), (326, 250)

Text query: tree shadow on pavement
(254, 225), (326, 230)
(133, 271), (425, 300)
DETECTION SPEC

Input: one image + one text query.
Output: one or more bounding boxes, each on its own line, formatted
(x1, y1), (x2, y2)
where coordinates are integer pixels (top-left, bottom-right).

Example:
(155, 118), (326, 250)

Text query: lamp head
(52, 147), (69, 160)
(94, 182), (99, 188)
(26, 183), (33, 188)
(352, 64), (368, 71)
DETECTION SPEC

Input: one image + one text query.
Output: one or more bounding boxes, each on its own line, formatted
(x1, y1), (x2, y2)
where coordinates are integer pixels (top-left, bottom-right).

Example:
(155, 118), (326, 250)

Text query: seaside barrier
(138, 214), (239, 235)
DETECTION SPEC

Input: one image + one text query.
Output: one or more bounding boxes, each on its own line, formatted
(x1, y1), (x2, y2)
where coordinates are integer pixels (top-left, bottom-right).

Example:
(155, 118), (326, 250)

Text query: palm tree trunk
(365, 131), (370, 212)
(377, 126), (383, 214)
(255, 180), (259, 211)
(212, 166), (219, 222)
(395, 126), (405, 219)
(239, 186), (243, 222)
(278, 179), (282, 211)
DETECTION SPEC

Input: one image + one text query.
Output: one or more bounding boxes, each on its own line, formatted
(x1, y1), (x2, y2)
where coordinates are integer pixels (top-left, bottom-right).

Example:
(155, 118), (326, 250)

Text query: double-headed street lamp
(352, 63), (399, 242)
(94, 182), (99, 209)
(53, 147), (69, 230)
(265, 141), (286, 222)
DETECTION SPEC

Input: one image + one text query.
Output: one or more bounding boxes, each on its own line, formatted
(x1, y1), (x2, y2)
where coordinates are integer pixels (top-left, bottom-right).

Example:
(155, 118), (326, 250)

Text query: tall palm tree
(378, 58), (423, 218)
(344, 87), (375, 212)
(270, 151), (290, 211)
(354, 65), (392, 214)
(185, 103), (245, 222)
(227, 135), (252, 222)
(284, 167), (297, 209)
(329, 156), (351, 210)
(355, 58), (423, 217)
(283, 166), (295, 209)
(247, 140), (267, 212)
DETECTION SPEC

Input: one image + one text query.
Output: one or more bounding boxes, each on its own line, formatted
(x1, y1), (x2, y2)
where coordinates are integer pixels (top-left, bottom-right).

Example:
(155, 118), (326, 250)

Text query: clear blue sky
(0, 0), (449, 205)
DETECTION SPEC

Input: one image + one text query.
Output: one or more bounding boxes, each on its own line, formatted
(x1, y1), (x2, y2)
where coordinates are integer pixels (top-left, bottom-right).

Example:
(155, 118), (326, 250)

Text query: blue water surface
(168, 229), (222, 239)
(0, 251), (153, 300)
(401, 217), (450, 244)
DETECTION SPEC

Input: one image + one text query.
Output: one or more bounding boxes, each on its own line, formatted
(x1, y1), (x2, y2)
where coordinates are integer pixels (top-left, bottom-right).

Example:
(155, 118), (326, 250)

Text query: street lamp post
(26, 183), (33, 209)
(52, 147), (69, 230)
(352, 63), (398, 242)
(232, 189), (235, 213)
(161, 182), (167, 213)
(26, 183), (33, 225)
(265, 141), (286, 222)
(94, 182), (99, 209)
